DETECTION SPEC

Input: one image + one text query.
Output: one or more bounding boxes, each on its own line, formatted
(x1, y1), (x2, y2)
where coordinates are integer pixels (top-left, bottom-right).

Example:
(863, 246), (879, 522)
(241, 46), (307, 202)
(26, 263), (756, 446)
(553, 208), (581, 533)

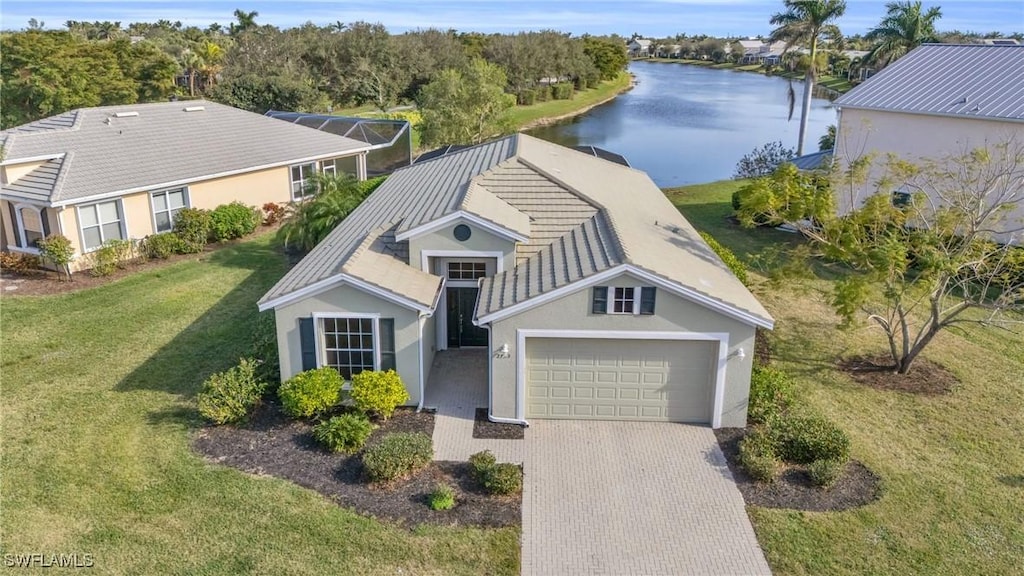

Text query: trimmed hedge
(209, 202), (261, 242)
(738, 427), (779, 483)
(141, 232), (182, 259)
(278, 367), (343, 419)
(197, 358), (267, 425)
(350, 370), (409, 421)
(773, 414), (851, 464)
(313, 413), (374, 453)
(747, 365), (795, 426)
(808, 458), (844, 487)
(362, 432), (433, 482)
(173, 208), (212, 253)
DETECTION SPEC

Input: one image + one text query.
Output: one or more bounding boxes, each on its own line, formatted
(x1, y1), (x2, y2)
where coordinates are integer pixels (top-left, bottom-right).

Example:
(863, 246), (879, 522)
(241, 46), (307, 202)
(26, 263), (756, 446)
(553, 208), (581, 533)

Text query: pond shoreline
(517, 73), (637, 131)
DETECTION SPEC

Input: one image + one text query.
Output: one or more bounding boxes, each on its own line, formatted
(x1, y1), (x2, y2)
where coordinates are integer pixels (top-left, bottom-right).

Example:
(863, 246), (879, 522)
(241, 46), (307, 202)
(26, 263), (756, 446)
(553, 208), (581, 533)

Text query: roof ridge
(341, 222), (399, 274)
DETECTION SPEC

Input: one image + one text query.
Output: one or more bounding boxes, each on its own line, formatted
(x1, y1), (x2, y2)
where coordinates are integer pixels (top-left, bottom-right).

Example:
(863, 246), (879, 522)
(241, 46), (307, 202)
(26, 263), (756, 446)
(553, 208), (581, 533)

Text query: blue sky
(1, 1), (1021, 37)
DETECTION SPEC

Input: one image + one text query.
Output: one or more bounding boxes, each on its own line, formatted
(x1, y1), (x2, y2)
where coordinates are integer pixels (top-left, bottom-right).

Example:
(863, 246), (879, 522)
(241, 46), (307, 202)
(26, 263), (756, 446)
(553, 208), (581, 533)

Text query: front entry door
(446, 287), (488, 347)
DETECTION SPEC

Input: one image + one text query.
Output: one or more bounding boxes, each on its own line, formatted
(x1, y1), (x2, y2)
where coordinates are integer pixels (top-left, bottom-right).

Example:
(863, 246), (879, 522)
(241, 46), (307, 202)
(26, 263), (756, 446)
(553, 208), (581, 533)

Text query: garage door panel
(525, 338), (715, 423)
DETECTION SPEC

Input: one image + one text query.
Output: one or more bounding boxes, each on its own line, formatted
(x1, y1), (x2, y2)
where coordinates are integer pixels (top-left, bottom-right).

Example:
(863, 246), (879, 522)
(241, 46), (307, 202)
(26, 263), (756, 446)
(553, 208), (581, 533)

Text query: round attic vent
(453, 224), (472, 242)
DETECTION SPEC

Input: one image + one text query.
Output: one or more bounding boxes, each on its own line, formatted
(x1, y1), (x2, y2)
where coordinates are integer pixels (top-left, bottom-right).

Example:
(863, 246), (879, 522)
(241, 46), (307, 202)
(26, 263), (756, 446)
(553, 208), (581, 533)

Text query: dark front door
(447, 287), (488, 347)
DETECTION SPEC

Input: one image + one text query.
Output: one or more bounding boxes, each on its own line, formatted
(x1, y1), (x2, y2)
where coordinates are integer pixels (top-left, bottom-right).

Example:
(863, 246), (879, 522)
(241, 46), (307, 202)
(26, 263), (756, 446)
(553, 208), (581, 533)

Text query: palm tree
(277, 173), (372, 252)
(865, 1), (943, 67)
(195, 41), (224, 90)
(230, 9), (259, 35)
(769, 0), (847, 156)
(181, 50), (202, 97)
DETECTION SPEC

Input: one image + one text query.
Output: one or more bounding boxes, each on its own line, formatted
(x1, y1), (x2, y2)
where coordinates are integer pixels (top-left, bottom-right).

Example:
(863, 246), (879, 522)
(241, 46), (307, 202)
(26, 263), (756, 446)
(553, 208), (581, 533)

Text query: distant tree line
(0, 14), (628, 129)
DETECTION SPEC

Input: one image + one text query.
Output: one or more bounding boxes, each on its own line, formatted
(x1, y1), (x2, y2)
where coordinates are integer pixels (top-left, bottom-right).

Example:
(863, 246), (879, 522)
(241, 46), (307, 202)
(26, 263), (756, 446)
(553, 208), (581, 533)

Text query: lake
(527, 60), (836, 187)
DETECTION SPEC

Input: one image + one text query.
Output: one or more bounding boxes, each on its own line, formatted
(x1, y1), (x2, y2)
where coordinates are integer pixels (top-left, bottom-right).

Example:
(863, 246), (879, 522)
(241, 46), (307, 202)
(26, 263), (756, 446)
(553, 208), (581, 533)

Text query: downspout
(416, 312), (426, 412)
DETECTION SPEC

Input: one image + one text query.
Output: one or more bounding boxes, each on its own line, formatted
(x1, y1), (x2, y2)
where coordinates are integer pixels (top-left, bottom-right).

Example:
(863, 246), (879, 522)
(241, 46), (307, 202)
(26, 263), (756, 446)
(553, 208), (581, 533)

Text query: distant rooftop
(835, 44), (1024, 122)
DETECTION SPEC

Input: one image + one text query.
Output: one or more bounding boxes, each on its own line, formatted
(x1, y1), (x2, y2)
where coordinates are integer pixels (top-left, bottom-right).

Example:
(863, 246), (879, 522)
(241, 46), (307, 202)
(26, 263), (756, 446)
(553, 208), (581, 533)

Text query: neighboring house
(736, 39), (765, 64)
(656, 44), (682, 58)
(628, 39), (652, 57)
(258, 134), (774, 428)
(789, 149), (833, 172)
(833, 44), (1024, 244)
(0, 101), (371, 269)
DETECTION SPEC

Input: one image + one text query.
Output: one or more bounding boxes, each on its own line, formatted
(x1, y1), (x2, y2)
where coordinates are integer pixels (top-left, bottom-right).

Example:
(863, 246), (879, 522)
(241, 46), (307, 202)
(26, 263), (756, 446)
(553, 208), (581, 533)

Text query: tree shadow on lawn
(114, 239), (287, 422)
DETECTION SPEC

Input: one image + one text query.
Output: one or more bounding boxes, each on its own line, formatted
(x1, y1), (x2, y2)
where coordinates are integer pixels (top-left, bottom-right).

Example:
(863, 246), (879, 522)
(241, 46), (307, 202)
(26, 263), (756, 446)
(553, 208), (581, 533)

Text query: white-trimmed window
(447, 261), (487, 280)
(318, 316), (397, 380)
(290, 162), (317, 199)
(592, 286), (656, 315)
(151, 187), (189, 232)
(7, 203), (49, 251)
(78, 200), (125, 252)
(321, 158), (338, 176)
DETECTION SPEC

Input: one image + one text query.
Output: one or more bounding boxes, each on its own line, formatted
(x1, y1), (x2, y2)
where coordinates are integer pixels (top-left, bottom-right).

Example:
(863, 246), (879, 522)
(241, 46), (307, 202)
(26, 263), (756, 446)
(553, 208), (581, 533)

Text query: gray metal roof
(0, 101), (371, 205)
(789, 150), (832, 171)
(835, 44), (1024, 121)
(260, 134), (773, 328)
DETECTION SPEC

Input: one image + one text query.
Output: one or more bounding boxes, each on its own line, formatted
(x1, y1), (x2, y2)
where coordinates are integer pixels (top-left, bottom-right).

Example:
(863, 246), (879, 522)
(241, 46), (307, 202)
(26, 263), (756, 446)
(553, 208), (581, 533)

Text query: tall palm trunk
(797, 38), (818, 156)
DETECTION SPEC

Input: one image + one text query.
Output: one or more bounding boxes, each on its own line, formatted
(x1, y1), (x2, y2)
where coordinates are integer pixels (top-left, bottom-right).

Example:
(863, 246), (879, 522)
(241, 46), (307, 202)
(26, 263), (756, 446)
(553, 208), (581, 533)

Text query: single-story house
(656, 44), (682, 58)
(0, 100), (372, 269)
(833, 43), (1024, 245)
(628, 39), (652, 58)
(258, 134), (774, 428)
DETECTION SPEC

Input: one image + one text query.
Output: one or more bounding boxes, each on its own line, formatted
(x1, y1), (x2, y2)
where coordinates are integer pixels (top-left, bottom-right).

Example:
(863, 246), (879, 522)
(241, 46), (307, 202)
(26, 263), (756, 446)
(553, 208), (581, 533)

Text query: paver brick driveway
(522, 420), (771, 576)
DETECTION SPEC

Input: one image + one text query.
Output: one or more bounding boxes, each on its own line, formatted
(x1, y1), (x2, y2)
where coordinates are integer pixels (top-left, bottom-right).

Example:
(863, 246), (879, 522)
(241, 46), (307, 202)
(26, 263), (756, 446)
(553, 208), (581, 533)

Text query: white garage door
(526, 338), (717, 422)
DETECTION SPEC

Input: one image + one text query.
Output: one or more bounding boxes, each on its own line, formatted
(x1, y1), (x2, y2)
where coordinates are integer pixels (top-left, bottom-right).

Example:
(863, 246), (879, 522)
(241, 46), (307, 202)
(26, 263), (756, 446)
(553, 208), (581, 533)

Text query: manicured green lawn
(505, 72), (632, 128)
(1, 234), (518, 575)
(668, 180), (1024, 575)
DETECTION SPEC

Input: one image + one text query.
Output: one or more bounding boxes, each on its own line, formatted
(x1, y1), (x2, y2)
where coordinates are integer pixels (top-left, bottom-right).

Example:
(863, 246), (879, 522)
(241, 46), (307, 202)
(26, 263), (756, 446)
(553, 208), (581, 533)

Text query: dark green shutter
(640, 287), (656, 315)
(299, 317), (317, 371)
(41, 209), (51, 238)
(379, 318), (396, 371)
(7, 203), (21, 248)
(592, 286), (608, 314)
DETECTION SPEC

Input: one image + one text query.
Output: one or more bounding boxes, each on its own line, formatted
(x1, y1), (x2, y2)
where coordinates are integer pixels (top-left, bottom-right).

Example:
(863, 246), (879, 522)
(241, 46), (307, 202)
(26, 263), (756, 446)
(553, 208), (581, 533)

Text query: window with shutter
(640, 287), (656, 315)
(592, 286), (608, 314)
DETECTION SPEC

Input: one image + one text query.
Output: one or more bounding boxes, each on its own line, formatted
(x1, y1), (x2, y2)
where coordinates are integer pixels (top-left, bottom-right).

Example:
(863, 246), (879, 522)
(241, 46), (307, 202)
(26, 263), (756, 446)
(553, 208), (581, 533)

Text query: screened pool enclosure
(264, 111), (413, 176)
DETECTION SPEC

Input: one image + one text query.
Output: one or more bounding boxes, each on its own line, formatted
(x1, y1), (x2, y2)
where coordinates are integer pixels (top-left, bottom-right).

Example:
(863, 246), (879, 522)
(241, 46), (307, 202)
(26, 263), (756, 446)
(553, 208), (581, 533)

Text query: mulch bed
(715, 427), (882, 512)
(838, 355), (959, 395)
(193, 403), (520, 528)
(472, 408), (525, 440)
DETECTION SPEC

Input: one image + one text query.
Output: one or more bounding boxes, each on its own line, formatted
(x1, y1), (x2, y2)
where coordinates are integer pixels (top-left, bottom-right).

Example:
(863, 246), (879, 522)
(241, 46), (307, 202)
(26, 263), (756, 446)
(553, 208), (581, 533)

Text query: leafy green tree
(769, 0), (847, 156)
(582, 35), (628, 80)
(819, 125), (836, 151)
(865, 1), (943, 67)
(209, 73), (326, 113)
(277, 173), (373, 252)
(736, 143), (1024, 374)
(418, 59), (515, 147)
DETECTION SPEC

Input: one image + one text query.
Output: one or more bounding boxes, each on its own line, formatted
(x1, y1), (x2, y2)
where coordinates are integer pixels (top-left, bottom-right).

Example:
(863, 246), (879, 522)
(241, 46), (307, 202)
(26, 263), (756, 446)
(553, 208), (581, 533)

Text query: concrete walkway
(522, 421), (772, 576)
(423, 349), (524, 463)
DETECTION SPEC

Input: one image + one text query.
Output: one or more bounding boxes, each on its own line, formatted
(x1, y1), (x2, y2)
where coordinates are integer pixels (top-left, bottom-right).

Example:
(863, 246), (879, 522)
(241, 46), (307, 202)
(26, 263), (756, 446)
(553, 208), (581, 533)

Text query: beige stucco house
(259, 134), (774, 428)
(833, 43), (1024, 244)
(0, 100), (371, 270)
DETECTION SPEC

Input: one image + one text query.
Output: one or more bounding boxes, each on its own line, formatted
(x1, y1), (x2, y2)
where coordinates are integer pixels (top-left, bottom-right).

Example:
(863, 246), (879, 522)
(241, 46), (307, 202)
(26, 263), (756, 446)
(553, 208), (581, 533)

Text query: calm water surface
(528, 60), (836, 187)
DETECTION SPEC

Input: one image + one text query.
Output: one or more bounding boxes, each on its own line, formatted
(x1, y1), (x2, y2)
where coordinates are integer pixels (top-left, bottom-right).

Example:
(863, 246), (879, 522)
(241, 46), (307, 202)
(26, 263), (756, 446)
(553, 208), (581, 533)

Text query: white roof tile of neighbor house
(835, 44), (1024, 121)
(0, 100), (371, 205)
(260, 134), (773, 329)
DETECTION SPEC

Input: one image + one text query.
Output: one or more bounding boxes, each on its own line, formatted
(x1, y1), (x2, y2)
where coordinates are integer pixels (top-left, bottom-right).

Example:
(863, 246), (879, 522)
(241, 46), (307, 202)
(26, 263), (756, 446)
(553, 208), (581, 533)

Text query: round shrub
(350, 369), (410, 420)
(313, 413), (374, 453)
(808, 458), (845, 488)
(141, 232), (182, 259)
(469, 450), (497, 481)
(738, 428), (779, 483)
(482, 463), (523, 495)
(747, 365), (795, 426)
(173, 208), (212, 253)
(774, 415), (851, 464)
(262, 202), (286, 225)
(362, 432), (433, 483)
(209, 202), (261, 242)
(197, 358), (267, 425)
(278, 367), (343, 419)
(428, 483), (456, 511)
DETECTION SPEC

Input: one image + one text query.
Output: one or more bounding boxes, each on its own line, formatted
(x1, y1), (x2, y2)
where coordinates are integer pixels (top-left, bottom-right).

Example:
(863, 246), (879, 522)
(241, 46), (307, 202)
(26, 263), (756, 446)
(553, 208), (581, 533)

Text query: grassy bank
(1, 235), (519, 575)
(643, 57), (854, 94)
(667, 180), (1024, 575)
(504, 72), (632, 129)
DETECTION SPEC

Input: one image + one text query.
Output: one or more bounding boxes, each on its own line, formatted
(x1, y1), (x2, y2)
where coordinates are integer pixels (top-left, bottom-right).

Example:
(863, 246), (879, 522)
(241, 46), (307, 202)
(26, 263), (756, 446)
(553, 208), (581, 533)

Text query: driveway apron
(522, 420), (771, 576)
